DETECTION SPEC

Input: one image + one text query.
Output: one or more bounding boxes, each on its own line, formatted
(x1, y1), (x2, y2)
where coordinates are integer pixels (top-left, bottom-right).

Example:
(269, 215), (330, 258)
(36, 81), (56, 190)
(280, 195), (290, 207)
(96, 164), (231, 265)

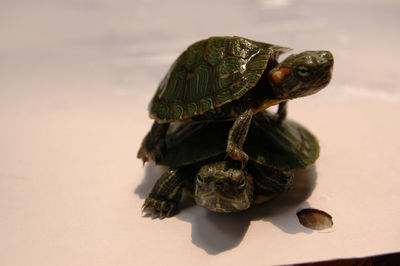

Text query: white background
(1, 0), (400, 265)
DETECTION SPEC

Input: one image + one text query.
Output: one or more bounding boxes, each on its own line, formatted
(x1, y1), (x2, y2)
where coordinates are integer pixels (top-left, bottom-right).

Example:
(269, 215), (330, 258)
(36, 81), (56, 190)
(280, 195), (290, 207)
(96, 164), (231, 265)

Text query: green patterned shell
(157, 111), (320, 170)
(150, 36), (291, 122)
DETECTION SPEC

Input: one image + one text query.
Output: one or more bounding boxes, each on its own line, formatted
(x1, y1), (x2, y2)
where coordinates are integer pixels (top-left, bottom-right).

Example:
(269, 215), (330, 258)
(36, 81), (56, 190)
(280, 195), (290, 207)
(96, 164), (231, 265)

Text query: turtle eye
(238, 176), (246, 189)
(296, 65), (311, 77)
(196, 174), (204, 184)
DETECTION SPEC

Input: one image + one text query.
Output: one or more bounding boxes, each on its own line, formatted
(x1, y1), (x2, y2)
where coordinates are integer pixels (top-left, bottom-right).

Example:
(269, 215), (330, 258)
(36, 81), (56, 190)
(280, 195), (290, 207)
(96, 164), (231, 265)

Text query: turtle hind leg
(137, 121), (169, 163)
(226, 109), (253, 168)
(142, 168), (185, 219)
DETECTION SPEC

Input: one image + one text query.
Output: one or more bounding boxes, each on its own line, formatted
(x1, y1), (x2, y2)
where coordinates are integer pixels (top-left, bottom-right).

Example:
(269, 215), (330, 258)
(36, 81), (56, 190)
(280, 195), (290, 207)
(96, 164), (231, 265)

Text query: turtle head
(194, 161), (254, 213)
(268, 50), (333, 99)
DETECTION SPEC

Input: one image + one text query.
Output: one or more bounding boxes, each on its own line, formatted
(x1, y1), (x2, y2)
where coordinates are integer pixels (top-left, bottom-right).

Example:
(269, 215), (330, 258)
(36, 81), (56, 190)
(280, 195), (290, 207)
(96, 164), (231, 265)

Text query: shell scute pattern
(173, 104), (185, 120)
(185, 40), (207, 70)
(200, 97), (215, 113)
(214, 56), (242, 93)
(187, 102), (198, 117)
(215, 90), (233, 105)
(157, 104), (170, 120)
(185, 63), (211, 102)
(150, 36), (275, 122)
(242, 71), (262, 84)
(246, 53), (270, 71)
(163, 67), (186, 101)
(205, 37), (230, 66)
(229, 37), (268, 59)
(230, 81), (251, 99)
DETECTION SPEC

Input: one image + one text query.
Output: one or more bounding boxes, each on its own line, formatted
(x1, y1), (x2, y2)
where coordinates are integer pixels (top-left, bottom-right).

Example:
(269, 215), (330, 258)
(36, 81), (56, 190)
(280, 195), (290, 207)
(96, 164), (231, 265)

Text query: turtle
(139, 111), (320, 218)
(138, 36), (333, 167)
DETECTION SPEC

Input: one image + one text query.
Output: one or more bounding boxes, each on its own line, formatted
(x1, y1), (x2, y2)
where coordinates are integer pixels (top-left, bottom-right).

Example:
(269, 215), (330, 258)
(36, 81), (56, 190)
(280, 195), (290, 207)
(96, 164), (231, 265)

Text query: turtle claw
(137, 122), (169, 163)
(142, 197), (177, 219)
(137, 146), (150, 164)
(137, 139), (167, 164)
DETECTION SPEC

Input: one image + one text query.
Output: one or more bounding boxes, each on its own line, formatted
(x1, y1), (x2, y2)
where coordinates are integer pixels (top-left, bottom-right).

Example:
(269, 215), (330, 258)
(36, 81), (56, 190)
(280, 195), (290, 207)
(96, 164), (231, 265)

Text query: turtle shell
(157, 111), (320, 170)
(150, 36), (291, 122)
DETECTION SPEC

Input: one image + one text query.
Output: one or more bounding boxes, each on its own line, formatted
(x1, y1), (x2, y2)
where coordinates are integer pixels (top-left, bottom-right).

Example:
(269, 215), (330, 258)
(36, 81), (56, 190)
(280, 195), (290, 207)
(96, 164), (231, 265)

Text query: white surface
(1, 0), (400, 265)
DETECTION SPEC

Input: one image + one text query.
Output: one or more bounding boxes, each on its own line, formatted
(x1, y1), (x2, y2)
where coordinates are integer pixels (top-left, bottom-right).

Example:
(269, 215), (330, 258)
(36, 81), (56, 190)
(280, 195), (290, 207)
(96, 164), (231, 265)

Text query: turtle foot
(137, 121), (169, 164)
(137, 138), (167, 164)
(151, 141), (167, 161)
(142, 197), (177, 219)
(226, 145), (249, 169)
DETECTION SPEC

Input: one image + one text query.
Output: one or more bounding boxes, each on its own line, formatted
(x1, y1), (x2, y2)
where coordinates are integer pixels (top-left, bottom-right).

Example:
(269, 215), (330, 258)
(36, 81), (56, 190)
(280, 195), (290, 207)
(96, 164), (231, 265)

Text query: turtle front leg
(137, 121), (169, 163)
(275, 101), (288, 123)
(143, 168), (184, 218)
(226, 109), (253, 168)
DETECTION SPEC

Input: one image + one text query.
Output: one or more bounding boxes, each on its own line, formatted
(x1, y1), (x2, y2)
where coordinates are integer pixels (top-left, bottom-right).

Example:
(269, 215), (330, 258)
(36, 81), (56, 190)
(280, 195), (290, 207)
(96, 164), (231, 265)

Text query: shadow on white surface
(135, 163), (317, 254)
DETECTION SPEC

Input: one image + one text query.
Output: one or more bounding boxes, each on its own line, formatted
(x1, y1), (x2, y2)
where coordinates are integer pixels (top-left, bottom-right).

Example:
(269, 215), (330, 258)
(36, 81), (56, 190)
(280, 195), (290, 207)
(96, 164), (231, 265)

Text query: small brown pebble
(296, 208), (333, 230)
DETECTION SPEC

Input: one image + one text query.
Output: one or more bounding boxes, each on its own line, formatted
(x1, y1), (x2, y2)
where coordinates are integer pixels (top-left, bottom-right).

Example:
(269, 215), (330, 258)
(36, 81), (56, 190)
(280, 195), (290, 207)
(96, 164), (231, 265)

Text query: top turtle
(139, 36), (333, 166)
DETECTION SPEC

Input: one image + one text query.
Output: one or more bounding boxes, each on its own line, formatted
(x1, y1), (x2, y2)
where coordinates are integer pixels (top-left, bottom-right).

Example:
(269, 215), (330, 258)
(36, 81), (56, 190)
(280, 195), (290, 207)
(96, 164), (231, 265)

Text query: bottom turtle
(138, 111), (319, 218)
